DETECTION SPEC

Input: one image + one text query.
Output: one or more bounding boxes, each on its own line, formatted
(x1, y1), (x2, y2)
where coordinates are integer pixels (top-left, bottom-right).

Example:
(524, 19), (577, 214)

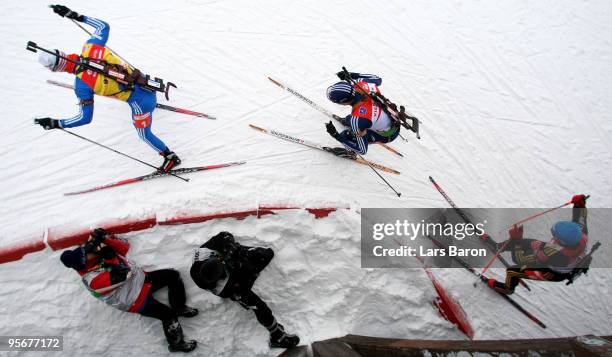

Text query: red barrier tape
(0, 206), (346, 264)
(0, 235), (46, 264)
(258, 205), (299, 210)
(259, 205), (339, 219)
(306, 208), (337, 219)
(159, 209), (276, 225)
(47, 215), (157, 251)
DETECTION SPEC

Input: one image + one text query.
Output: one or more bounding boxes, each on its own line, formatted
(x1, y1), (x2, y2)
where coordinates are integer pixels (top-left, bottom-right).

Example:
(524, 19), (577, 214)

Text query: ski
(428, 176), (532, 291)
(426, 235), (547, 329)
(64, 161), (246, 196)
(46, 80), (216, 119)
(154, 103), (215, 119)
(249, 124), (400, 175)
(267, 76), (404, 158)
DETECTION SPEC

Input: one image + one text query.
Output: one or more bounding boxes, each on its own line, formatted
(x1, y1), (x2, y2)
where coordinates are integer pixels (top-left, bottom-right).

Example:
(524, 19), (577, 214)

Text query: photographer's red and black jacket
(76, 236), (152, 312)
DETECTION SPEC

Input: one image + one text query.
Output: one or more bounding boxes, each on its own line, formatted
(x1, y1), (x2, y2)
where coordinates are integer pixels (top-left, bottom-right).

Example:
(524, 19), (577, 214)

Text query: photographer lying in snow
(190, 232), (299, 349)
(60, 228), (198, 352)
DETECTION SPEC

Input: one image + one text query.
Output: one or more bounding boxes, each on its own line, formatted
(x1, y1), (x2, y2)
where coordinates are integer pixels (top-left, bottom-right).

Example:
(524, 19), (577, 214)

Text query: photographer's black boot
(163, 318), (197, 353)
(268, 321), (299, 348)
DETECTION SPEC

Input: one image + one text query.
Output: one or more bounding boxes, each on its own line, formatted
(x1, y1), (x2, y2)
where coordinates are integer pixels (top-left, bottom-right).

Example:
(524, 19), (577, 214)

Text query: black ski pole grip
(26, 41), (38, 53)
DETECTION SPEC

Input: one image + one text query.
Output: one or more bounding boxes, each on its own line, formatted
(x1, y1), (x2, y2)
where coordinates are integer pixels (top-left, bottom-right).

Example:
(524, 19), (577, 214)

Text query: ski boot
(163, 318), (197, 353)
(323, 147), (357, 159)
(168, 340), (197, 353)
(160, 150), (181, 173)
(269, 324), (300, 348)
(175, 305), (199, 318)
(483, 277), (514, 295)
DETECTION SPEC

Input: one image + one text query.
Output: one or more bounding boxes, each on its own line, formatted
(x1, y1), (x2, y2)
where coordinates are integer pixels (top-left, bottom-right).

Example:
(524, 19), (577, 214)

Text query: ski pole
(357, 153), (401, 197)
(511, 199), (582, 227)
(480, 199), (580, 275)
(46, 5), (134, 67)
(479, 231), (513, 275)
(429, 175), (536, 290)
(68, 17), (134, 68)
(57, 128), (189, 182)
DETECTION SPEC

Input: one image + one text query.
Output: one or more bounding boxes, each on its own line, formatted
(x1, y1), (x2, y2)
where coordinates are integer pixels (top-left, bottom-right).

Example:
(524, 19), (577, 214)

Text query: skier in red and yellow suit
(324, 72), (400, 156)
(33, 5), (180, 172)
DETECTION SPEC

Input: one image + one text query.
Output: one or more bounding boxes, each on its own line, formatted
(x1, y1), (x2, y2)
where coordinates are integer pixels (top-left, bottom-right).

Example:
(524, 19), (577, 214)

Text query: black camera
(83, 228), (108, 254)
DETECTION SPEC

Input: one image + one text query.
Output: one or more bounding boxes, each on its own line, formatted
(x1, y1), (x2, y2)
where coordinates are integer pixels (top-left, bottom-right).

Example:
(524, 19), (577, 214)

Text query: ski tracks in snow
(1, 1), (612, 355)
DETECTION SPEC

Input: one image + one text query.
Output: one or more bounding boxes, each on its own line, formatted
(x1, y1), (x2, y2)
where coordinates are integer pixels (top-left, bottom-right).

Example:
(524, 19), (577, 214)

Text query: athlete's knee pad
(133, 112), (152, 129)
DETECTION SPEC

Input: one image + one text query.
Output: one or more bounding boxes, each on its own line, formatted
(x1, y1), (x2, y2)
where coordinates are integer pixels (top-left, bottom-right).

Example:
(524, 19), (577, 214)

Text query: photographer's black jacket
(190, 235), (273, 299)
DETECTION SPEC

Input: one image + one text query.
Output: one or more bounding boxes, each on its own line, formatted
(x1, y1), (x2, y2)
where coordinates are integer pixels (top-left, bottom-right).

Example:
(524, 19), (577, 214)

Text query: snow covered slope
(0, 0), (611, 356)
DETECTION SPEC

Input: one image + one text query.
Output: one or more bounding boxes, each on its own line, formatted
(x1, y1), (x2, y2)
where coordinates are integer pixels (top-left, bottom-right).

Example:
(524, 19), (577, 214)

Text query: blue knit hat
(60, 247), (86, 270)
(551, 221), (582, 247)
(326, 82), (355, 104)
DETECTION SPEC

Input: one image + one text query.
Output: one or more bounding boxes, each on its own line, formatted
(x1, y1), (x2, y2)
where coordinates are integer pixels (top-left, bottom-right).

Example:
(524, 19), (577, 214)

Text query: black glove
(336, 71), (359, 81)
(50, 5), (84, 21)
(34, 118), (60, 130)
(325, 121), (339, 138)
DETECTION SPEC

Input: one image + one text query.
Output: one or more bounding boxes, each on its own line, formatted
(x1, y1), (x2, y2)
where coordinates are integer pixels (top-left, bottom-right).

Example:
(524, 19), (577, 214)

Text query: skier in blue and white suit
(324, 72), (401, 157)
